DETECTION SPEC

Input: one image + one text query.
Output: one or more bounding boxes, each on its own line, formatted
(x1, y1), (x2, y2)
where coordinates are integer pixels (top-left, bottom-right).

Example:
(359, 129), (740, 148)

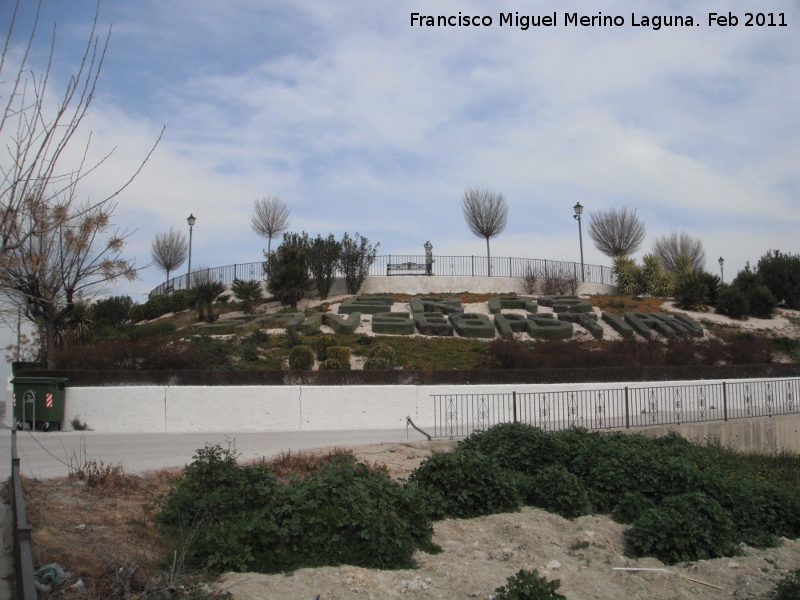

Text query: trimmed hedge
(557, 312), (603, 339)
(526, 314), (573, 340)
(338, 296), (394, 314)
(536, 295), (592, 314)
(450, 313), (495, 338)
(602, 312), (634, 337)
(326, 346), (351, 369)
(414, 312), (454, 336)
(372, 312), (414, 335)
(324, 312), (360, 334)
(488, 295), (538, 314)
(410, 295), (463, 315)
(494, 313), (528, 338)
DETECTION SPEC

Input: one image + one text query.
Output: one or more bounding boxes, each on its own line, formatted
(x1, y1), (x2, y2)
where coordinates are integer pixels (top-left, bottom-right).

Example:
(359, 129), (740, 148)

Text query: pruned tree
(0, 200), (137, 368)
(308, 234), (342, 300)
(265, 232), (312, 307)
(339, 232), (378, 294)
(461, 187), (508, 276)
(587, 207), (646, 259)
(651, 231), (706, 273)
(250, 195), (290, 255)
(151, 227), (188, 287)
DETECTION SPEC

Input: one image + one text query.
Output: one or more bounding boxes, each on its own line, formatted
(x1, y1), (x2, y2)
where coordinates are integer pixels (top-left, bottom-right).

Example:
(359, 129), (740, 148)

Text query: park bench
(387, 261), (432, 276)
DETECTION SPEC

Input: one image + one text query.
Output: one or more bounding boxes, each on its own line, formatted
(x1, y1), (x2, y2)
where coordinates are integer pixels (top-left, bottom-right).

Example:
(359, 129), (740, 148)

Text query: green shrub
(288, 345), (315, 369)
(311, 334), (338, 360)
(770, 568), (800, 600)
(612, 491), (656, 524)
(747, 285), (777, 319)
(674, 270), (709, 310)
(773, 337), (800, 354)
(697, 272), (721, 305)
(240, 344), (260, 362)
(326, 346), (351, 369)
(133, 321), (177, 338)
(494, 569), (566, 600)
(409, 450), (522, 520)
(364, 357), (391, 370)
(91, 295), (133, 327)
(130, 295), (173, 323)
(339, 232), (379, 294)
(367, 345), (396, 367)
(758, 250), (800, 310)
(613, 256), (644, 296)
(168, 289), (189, 313)
(265, 232), (313, 307)
(230, 279), (264, 314)
(248, 329), (270, 346)
(459, 423), (563, 475)
(308, 234), (342, 300)
(528, 465), (592, 519)
(716, 284), (749, 319)
(158, 445), (434, 573)
(319, 358), (343, 370)
(625, 492), (738, 564)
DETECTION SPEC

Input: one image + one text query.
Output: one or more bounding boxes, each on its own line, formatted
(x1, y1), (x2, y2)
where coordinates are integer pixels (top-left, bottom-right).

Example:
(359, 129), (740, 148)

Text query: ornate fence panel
(433, 378), (800, 439)
(149, 255), (615, 299)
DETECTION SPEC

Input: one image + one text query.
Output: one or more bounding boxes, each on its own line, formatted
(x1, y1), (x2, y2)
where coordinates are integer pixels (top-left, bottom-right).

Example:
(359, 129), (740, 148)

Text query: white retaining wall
(4, 378), (774, 433)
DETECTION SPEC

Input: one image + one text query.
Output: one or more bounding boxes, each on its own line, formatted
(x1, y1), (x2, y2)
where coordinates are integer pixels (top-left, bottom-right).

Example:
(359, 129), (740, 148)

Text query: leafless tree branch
(250, 195), (290, 255)
(587, 206), (646, 259)
(461, 187), (508, 276)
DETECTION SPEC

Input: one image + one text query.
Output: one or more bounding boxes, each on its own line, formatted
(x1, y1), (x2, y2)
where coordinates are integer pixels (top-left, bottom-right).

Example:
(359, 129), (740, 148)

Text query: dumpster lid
(11, 377), (69, 384)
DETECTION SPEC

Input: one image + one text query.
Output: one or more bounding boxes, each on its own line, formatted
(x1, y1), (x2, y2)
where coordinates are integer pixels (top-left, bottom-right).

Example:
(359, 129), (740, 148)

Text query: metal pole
(625, 387), (630, 429)
(513, 391), (517, 423)
(577, 215), (585, 282)
(723, 382), (728, 421)
(187, 223), (194, 289)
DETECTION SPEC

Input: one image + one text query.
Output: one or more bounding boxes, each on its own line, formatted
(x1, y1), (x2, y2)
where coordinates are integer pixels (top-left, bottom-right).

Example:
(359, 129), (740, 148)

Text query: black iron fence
(433, 378), (800, 439)
(148, 255), (615, 299)
(11, 429), (38, 599)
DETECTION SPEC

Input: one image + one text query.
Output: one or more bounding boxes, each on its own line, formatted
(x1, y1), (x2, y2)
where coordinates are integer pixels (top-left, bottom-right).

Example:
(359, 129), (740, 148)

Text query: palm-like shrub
(613, 256), (643, 296)
(642, 253), (674, 297)
(188, 280), (226, 322)
(674, 270), (710, 310)
(230, 279), (264, 314)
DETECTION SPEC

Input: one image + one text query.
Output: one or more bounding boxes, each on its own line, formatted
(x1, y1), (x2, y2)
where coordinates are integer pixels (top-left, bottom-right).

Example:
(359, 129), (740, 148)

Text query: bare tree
(250, 195), (290, 255)
(651, 230), (706, 273)
(0, 2), (160, 365)
(151, 227), (188, 287)
(461, 187), (508, 276)
(587, 207), (646, 259)
(0, 199), (137, 368)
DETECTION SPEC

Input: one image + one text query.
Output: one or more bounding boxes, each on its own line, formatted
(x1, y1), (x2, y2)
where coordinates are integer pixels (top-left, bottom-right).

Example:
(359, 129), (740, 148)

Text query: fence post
(471, 256), (474, 277)
(624, 387), (630, 429)
(509, 256), (512, 277)
(723, 382), (728, 421)
(513, 391), (517, 423)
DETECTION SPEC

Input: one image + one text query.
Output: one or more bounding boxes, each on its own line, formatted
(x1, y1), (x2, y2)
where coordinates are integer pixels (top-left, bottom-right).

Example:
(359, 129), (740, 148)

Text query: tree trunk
(45, 317), (57, 370)
(486, 237), (492, 277)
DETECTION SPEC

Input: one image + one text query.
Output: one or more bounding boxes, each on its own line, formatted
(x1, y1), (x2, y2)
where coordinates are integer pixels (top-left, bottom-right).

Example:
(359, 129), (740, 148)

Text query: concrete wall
(6, 377), (789, 437)
(628, 413), (800, 453)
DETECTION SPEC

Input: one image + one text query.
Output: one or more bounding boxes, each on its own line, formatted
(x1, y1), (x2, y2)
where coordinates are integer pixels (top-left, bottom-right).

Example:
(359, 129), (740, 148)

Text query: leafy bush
(308, 234), (342, 300)
(674, 270), (710, 309)
(319, 358), (343, 370)
(339, 232), (378, 294)
(326, 346), (351, 369)
(770, 568), (800, 600)
(409, 450), (522, 519)
(157, 445), (434, 573)
(612, 491), (656, 525)
(56, 337), (208, 370)
(494, 569), (566, 600)
(168, 289), (189, 313)
(363, 357), (391, 370)
(527, 465), (592, 519)
(312, 334), (338, 360)
(91, 295), (133, 327)
(130, 295), (173, 323)
(240, 343), (260, 362)
(288, 345), (315, 369)
(697, 271), (721, 306)
(248, 329), (270, 346)
(230, 279), (264, 314)
(747, 284), (777, 319)
(758, 250), (800, 310)
(459, 422), (563, 475)
(716, 284), (749, 319)
(625, 492), (738, 564)
(367, 345), (396, 367)
(265, 232), (313, 307)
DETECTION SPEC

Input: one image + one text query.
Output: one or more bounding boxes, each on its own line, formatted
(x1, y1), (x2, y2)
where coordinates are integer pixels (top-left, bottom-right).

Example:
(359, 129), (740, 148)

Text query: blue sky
(2, 0), (799, 304)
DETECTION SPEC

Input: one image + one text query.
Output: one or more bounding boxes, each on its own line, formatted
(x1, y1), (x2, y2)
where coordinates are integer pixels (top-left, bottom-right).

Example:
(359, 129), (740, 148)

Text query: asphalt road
(0, 427), (422, 480)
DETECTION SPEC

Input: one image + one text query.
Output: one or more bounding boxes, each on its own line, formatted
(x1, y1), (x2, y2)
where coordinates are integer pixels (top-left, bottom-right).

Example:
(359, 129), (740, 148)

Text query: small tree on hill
(309, 234), (342, 300)
(151, 228), (188, 287)
(757, 250), (800, 310)
(339, 232), (378, 294)
(588, 207), (645, 259)
(265, 232), (312, 307)
(251, 195), (290, 256)
(230, 279), (264, 314)
(461, 187), (508, 276)
(652, 231), (706, 273)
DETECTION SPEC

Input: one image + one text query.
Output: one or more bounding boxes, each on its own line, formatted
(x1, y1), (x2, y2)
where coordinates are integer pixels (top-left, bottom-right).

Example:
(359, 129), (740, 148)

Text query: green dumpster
(12, 377), (68, 432)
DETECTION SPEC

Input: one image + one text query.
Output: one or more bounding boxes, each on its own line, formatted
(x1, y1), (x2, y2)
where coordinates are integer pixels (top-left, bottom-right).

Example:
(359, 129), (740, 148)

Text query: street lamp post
(187, 214), (196, 289)
(718, 257), (724, 284)
(573, 202), (585, 282)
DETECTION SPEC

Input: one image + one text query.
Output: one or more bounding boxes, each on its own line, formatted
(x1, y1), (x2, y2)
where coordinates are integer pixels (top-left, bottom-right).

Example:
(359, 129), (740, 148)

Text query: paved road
(0, 426), (424, 599)
(0, 427), (421, 480)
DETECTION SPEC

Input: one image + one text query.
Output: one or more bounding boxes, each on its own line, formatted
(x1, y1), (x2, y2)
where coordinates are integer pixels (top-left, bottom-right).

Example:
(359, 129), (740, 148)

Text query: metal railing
(433, 378), (800, 439)
(148, 255), (615, 299)
(11, 429), (38, 599)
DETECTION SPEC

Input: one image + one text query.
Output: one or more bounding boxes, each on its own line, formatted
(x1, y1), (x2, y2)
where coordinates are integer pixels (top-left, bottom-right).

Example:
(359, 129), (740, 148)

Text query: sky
(1, 0), (798, 310)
